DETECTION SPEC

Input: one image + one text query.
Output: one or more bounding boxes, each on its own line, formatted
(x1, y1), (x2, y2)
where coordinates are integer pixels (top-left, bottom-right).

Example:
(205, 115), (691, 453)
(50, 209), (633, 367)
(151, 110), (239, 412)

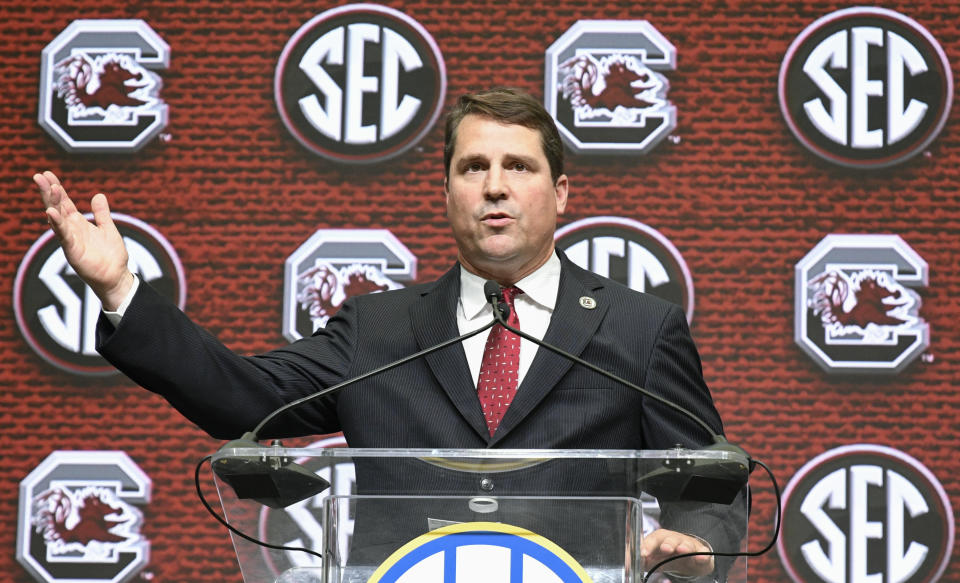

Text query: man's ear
(555, 174), (569, 215)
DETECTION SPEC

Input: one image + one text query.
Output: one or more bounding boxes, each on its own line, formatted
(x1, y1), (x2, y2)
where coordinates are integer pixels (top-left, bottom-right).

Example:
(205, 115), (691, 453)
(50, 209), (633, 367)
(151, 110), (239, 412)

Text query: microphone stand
(210, 318), (498, 508)
(483, 280), (754, 504)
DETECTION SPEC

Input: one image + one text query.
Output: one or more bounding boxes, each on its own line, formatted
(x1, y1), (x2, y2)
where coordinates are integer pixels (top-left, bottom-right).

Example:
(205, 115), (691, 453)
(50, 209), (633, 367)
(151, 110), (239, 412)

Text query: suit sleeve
(96, 280), (357, 439)
(642, 303), (748, 580)
(641, 303), (723, 449)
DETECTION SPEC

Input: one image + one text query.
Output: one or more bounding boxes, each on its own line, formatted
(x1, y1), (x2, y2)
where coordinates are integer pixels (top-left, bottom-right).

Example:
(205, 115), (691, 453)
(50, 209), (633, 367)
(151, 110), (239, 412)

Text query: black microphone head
(212, 437), (330, 508)
(483, 280), (511, 321)
(639, 440), (752, 505)
(483, 280), (501, 304)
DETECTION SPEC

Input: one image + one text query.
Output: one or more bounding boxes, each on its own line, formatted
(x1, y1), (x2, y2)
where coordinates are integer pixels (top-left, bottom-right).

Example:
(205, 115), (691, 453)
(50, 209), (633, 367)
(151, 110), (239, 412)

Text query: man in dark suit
(36, 88), (739, 579)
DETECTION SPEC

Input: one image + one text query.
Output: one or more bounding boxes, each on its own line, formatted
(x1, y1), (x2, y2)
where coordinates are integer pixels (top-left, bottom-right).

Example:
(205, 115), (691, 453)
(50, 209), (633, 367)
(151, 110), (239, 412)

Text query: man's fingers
(641, 530), (715, 578)
(45, 207), (75, 245)
(42, 170), (62, 187)
(44, 208), (62, 236)
(90, 193), (113, 228)
(658, 536), (707, 555)
(34, 172), (64, 204)
(641, 530), (709, 558)
(52, 184), (81, 218)
(35, 173), (54, 205)
(45, 206), (60, 225)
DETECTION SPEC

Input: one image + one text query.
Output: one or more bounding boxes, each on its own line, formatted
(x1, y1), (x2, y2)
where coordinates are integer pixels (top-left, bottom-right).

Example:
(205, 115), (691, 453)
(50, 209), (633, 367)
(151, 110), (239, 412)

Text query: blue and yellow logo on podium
(369, 521), (593, 583)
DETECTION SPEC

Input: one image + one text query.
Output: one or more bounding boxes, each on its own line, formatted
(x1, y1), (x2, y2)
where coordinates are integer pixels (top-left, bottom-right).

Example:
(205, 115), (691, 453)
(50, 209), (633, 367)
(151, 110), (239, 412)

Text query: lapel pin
(579, 296), (597, 309)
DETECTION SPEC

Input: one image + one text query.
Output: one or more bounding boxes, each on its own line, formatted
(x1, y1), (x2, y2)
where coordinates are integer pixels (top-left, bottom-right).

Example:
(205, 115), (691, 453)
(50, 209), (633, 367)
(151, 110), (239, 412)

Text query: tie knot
(501, 286), (523, 306)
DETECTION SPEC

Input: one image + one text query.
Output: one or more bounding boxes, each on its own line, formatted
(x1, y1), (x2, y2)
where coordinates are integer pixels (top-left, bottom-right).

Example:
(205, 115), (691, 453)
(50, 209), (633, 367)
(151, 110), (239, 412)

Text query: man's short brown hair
(444, 88), (565, 182)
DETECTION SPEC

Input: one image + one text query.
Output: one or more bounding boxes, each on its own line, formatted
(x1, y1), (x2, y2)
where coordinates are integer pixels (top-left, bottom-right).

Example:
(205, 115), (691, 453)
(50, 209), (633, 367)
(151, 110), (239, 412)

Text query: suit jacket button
(479, 477), (494, 491)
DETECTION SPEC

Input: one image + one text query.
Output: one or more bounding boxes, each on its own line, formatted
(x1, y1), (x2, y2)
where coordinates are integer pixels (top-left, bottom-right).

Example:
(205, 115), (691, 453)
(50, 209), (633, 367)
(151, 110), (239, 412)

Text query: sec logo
(779, 7), (952, 168)
(369, 522), (592, 583)
(555, 216), (694, 322)
(14, 213), (185, 376)
(778, 444), (953, 583)
(275, 3), (446, 163)
(39, 20), (169, 153)
(794, 234), (928, 374)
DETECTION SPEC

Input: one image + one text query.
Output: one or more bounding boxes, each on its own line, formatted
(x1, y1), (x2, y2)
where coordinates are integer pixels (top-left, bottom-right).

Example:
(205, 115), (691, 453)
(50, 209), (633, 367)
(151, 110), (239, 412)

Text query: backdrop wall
(2, 2), (958, 582)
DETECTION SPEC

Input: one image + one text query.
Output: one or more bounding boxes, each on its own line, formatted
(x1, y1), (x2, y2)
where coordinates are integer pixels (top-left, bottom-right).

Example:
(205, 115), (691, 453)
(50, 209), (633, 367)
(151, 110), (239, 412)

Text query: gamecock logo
(297, 263), (395, 328)
(17, 451), (151, 583)
(33, 487), (140, 555)
(545, 20), (677, 155)
(808, 269), (917, 336)
(39, 20), (169, 153)
(283, 229), (417, 341)
(559, 53), (667, 122)
(795, 234), (928, 373)
(56, 54), (154, 111)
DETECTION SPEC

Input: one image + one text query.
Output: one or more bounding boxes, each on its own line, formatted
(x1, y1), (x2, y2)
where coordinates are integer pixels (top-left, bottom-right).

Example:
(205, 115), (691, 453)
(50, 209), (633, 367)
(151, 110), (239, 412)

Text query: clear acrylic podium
(211, 447), (750, 583)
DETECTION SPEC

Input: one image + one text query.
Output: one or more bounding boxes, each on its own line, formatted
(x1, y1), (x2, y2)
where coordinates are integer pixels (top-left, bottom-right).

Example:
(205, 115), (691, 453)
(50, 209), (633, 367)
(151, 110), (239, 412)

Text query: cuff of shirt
(102, 274), (140, 326)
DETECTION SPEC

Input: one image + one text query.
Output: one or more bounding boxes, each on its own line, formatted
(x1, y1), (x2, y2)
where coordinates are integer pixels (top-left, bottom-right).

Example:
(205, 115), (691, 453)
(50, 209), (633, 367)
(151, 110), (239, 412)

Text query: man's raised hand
(35, 171), (134, 311)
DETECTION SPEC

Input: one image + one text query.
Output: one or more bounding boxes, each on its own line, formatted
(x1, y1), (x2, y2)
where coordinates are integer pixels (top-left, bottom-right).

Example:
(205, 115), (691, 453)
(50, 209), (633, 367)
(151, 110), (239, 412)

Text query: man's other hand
(35, 171), (134, 311)
(641, 528), (715, 579)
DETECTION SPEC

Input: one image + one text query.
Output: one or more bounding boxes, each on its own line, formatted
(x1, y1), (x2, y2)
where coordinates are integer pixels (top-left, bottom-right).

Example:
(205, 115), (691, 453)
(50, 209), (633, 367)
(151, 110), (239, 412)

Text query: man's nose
(482, 166), (508, 200)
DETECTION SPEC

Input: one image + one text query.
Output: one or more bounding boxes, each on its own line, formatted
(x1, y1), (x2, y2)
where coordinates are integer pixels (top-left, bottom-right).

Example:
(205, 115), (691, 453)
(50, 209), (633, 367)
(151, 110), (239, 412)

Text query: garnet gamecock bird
(54, 54), (149, 110)
(558, 53), (664, 115)
(298, 263), (393, 329)
(809, 270), (910, 329)
(33, 487), (130, 547)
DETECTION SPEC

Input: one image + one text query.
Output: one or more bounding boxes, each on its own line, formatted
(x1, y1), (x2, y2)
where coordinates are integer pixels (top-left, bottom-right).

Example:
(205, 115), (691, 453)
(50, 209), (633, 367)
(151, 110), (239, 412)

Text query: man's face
(445, 114), (568, 284)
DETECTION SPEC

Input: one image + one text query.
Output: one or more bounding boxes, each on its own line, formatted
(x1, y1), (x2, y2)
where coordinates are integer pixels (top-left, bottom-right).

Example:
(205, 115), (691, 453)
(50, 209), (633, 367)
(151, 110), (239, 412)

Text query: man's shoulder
(560, 255), (679, 315)
(355, 278), (442, 305)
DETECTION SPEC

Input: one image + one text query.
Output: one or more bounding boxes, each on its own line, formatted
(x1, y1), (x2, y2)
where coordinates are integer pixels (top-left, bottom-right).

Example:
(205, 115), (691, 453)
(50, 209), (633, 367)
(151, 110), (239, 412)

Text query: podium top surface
(213, 445), (748, 463)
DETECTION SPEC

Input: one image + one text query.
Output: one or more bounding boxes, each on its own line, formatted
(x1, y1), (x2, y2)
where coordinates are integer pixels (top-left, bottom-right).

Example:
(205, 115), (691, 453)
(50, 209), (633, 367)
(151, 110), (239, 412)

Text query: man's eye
(512, 163), (527, 172)
(466, 163), (483, 172)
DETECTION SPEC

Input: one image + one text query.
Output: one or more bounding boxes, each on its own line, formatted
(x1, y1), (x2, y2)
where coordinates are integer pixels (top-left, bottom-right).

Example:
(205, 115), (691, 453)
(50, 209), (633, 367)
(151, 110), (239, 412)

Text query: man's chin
(462, 243), (556, 282)
(476, 241), (524, 264)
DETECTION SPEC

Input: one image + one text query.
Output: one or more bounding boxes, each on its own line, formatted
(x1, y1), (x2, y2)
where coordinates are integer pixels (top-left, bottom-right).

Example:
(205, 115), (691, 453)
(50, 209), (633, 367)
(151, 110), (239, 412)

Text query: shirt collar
(459, 251), (562, 320)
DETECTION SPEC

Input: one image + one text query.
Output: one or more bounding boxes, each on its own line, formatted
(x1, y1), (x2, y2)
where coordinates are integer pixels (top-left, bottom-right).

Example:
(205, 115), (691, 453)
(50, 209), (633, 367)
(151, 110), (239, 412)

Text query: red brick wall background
(2, 1), (959, 582)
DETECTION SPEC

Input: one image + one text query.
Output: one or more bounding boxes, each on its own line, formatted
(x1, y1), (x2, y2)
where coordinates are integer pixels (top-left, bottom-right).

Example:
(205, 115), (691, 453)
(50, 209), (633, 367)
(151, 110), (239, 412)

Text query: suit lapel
(491, 257), (608, 444)
(409, 265), (491, 441)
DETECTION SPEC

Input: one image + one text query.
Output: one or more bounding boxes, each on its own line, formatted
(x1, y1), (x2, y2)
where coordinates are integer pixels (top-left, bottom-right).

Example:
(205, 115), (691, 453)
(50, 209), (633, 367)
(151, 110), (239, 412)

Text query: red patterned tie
(477, 286), (522, 436)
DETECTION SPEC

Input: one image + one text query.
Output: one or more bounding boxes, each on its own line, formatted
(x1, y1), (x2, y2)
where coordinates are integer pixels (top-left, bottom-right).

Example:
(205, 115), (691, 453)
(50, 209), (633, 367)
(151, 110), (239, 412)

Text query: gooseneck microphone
(211, 314), (499, 508)
(213, 280), (753, 508)
(483, 279), (511, 320)
(482, 280), (753, 504)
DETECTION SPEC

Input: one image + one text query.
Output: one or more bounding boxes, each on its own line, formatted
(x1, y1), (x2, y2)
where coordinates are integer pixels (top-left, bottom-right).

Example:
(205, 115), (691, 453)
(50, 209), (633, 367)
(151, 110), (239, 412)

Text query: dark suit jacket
(98, 252), (720, 447)
(97, 251), (745, 575)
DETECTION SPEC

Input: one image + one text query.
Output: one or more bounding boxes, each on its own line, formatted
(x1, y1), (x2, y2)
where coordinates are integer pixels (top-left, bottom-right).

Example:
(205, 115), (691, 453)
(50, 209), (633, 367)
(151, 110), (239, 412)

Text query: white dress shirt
(456, 252), (561, 388)
(103, 276), (140, 326)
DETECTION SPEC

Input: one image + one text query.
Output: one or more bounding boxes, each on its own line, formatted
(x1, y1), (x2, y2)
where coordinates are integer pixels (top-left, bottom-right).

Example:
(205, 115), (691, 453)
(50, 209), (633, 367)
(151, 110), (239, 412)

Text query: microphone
(484, 279), (510, 320)
(482, 281), (752, 504)
(211, 312), (499, 508)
